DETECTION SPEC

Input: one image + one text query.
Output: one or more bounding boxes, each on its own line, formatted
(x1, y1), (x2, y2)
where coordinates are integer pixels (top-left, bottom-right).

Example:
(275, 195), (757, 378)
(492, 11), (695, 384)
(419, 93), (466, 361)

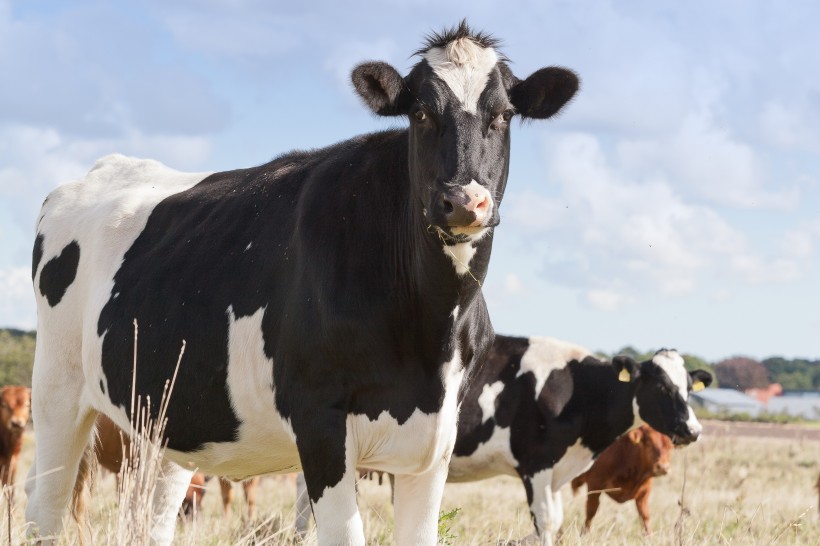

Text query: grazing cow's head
(179, 473), (209, 518)
(613, 350), (713, 446)
(351, 20), (578, 240)
(628, 425), (673, 477)
(0, 386), (31, 433)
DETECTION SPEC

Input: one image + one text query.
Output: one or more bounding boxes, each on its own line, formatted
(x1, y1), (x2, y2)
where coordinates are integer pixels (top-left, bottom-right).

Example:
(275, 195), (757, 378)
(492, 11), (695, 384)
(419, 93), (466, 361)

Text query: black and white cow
(449, 335), (713, 545)
(25, 22), (578, 546)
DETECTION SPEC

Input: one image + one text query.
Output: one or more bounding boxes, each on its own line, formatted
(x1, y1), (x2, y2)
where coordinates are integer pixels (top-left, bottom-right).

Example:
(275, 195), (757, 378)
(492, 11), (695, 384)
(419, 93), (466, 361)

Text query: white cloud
(507, 131), (807, 307)
(323, 39), (401, 97)
(504, 273), (526, 296)
(0, 267), (35, 330)
(618, 111), (800, 210)
(585, 289), (631, 312)
(730, 255), (801, 285)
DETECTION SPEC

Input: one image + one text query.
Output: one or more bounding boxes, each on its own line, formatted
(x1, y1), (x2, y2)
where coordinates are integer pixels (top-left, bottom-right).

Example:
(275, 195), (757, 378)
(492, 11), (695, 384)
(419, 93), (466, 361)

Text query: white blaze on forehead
(478, 380), (504, 423)
(517, 336), (591, 401)
(423, 39), (498, 114)
(653, 349), (689, 400)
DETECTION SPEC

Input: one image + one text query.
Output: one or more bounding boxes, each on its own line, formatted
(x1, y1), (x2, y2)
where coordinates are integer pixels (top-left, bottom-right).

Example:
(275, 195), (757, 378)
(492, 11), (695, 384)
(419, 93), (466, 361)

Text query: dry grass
(2, 430), (818, 545)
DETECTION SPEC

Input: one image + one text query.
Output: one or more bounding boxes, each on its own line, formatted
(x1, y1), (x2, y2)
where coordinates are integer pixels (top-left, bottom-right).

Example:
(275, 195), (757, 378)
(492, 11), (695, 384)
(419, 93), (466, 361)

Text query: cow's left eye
(491, 110), (514, 131)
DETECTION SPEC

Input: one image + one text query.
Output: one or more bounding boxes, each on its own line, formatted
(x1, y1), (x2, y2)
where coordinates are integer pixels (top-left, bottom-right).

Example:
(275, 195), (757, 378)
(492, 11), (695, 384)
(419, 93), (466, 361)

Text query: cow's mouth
(670, 433), (697, 446)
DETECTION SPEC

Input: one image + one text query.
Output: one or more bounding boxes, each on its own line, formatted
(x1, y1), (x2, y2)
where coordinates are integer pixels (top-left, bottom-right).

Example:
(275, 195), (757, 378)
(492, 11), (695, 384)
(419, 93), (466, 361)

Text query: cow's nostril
(442, 199), (454, 215)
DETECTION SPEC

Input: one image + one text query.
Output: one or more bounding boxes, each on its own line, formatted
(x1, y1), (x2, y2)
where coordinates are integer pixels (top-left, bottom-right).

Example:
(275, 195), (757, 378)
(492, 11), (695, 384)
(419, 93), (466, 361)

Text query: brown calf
(0, 386), (31, 488)
(91, 414), (208, 516)
(219, 476), (261, 519)
(571, 424), (673, 534)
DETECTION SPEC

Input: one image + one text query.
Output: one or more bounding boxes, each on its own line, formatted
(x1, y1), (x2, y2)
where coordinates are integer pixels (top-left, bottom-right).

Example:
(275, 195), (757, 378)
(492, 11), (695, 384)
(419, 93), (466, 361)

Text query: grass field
(5, 427), (819, 545)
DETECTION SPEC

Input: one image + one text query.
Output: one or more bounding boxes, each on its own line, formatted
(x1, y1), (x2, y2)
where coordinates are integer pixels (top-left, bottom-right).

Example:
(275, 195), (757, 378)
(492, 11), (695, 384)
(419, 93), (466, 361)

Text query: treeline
(0, 328), (35, 386)
(609, 347), (820, 392)
(1, 329), (817, 392)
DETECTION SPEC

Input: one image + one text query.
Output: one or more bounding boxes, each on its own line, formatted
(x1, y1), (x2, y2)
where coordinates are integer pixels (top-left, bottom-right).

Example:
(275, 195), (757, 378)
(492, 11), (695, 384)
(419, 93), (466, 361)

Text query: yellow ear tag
(692, 380), (705, 392)
(618, 368), (631, 383)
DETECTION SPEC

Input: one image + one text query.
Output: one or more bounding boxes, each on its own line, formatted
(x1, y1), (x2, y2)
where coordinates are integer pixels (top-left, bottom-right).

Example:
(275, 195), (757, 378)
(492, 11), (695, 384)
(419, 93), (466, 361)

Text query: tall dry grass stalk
(111, 320), (186, 545)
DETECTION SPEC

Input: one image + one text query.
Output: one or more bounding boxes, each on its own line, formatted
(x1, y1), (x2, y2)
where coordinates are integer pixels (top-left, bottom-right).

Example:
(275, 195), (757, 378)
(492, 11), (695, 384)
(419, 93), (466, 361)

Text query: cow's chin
(450, 225), (488, 237)
(433, 224), (490, 244)
(669, 434), (695, 446)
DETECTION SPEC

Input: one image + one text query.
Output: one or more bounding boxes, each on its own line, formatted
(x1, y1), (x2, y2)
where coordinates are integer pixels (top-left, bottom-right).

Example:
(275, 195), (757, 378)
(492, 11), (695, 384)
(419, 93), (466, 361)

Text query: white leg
(310, 466), (363, 546)
(294, 473), (311, 540)
(552, 488), (564, 538)
(25, 347), (96, 543)
(392, 456), (450, 546)
(150, 459), (194, 546)
(525, 469), (559, 546)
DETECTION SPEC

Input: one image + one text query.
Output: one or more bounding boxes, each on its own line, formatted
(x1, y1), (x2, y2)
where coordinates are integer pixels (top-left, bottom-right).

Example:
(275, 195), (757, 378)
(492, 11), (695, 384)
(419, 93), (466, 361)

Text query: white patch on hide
(448, 425), (518, 482)
(164, 307), (300, 478)
(550, 440), (594, 490)
(477, 381), (504, 423)
(516, 336), (591, 400)
(423, 40), (498, 114)
(653, 349), (689, 400)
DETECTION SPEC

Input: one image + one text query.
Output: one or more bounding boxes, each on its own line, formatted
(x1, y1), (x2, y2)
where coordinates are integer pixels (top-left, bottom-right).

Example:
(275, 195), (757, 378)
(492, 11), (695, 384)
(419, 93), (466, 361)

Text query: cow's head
(628, 424), (673, 476)
(0, 386), (31, 433)
(351, 21), (578, 241)
(613, 350), (713, 446)
(179, 473), (209, 519)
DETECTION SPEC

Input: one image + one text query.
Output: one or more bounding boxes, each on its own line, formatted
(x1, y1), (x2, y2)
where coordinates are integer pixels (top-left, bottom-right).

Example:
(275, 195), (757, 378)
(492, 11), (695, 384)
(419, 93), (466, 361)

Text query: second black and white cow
(25, 22), (578, 546)
(449, 335), (712, 545)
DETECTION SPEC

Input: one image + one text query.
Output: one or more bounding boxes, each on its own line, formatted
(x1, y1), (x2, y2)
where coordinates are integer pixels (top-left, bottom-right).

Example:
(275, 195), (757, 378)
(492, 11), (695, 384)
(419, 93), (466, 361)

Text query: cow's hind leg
(296, 412), (363, 546)
(25, 363), (96, 543)
(392, 456), (449, 546)
(294, 472), (312, 540)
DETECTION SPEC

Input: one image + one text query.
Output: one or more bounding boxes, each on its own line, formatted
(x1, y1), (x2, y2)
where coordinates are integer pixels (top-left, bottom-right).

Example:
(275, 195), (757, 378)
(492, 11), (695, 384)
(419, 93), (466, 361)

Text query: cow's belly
(447, 425), (518, 482)
(164, 420), (301, 480)
(551, 440), (594, 490)
(173, 307), (301, 478)
(352, 349), (465, 475)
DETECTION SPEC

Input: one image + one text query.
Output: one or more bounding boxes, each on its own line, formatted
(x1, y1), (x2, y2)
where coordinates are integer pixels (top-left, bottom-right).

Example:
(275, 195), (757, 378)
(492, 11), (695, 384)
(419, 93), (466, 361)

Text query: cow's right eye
(414, 110), (427, 122)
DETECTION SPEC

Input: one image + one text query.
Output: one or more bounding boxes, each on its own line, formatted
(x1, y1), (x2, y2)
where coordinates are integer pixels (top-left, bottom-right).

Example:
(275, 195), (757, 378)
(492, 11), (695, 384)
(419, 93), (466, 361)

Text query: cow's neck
(570, 362), (638, 455)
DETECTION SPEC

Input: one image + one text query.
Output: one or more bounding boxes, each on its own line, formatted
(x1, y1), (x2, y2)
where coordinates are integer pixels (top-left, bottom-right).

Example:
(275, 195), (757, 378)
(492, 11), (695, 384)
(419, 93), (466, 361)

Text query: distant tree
(614, 346), (654, 362)
(762, 357), (820, 391)
(0, 329), (36, 386)
(714, 356), (769, 391)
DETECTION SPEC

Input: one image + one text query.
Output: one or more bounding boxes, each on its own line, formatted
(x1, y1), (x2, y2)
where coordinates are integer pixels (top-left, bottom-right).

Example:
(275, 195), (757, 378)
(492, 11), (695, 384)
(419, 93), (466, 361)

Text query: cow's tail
(571, 473), (587, 495)
(71, 426), (99, 545)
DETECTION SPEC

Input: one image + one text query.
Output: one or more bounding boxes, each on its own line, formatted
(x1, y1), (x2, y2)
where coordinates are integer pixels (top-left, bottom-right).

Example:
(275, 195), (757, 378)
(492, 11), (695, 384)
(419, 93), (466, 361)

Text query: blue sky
(1, 0), (818, 362)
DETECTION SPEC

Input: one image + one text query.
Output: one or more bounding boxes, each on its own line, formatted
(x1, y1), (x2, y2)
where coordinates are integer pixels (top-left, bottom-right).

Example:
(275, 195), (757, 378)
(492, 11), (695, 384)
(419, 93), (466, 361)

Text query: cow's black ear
(689, 369), (713, 391)
(351, 62), (411, 116)
(612, 355), (640, 383)
(510, 66), (579, 119)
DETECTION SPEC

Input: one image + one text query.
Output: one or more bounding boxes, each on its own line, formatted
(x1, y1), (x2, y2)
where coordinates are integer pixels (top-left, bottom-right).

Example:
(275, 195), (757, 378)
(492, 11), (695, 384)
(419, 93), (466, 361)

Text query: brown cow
(219, 476), (260, 519)
(90, 414), (208, 516)
(571, 424), (673, 534)
(0, 386), (31, 488)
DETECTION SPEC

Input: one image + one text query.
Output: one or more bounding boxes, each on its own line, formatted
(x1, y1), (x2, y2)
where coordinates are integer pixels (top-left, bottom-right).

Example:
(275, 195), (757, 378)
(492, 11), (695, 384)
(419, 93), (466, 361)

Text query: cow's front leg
(393, 454), (450, 546)
(295, 410), (363, 546)
(522, 469), (559, 546)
